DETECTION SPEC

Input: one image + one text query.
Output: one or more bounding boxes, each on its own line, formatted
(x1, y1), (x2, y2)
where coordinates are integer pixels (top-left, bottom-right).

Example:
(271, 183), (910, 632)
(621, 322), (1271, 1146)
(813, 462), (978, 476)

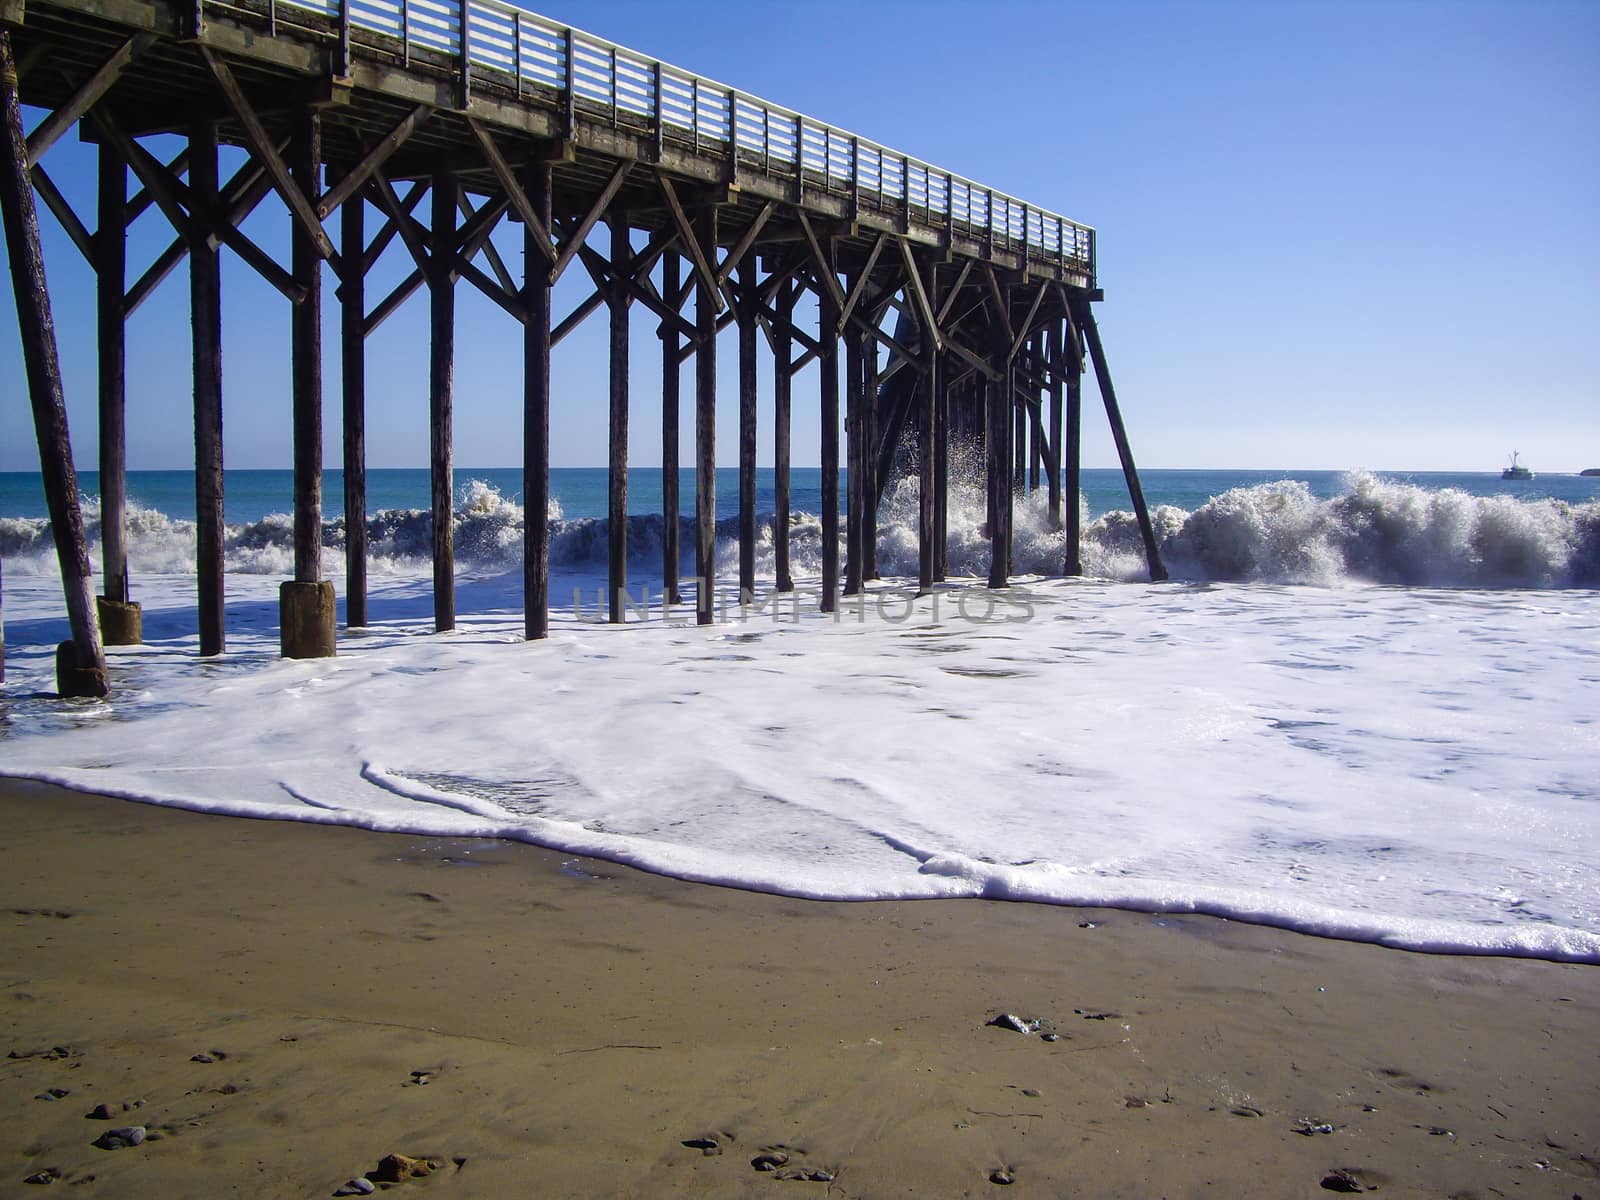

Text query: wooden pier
(0, 0), (1167, 696)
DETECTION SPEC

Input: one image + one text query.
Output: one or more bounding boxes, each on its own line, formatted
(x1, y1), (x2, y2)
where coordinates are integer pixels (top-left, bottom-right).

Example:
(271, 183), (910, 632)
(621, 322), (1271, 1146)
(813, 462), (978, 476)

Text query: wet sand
(1, 779), (1596, 1198)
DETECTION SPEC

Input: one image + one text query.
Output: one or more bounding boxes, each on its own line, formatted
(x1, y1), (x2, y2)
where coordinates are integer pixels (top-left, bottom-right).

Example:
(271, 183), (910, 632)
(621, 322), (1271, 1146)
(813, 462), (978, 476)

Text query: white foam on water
(2, 553), (1597, 962)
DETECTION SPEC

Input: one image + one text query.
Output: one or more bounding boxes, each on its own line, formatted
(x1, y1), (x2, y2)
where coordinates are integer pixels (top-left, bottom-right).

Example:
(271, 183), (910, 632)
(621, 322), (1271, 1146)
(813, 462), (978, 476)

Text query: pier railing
(240, 0), (1094, 279)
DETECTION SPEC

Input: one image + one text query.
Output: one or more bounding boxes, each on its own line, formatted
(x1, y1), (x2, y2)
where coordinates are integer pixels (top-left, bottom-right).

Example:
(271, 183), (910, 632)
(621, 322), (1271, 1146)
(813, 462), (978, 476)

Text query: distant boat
(1501, 452), (1534, 481)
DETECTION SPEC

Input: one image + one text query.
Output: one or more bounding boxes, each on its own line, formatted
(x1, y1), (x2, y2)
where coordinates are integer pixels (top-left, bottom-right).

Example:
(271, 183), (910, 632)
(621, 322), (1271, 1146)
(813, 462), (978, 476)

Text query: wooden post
(986, 346), (1009, 590)
(607, 209), (629, 623)
(933, 352), (949, 581)
(1014, 391), (1026, 492)
(1047, 320), (1063, 532)
(917, 265), (937, 595)
(523, 160), (553, 637)
(773, 276), (794, 593)
(693, 206), (717, 626)
(280, 110), (335, 659)
(1028, 332), (1042, 491)
(736, 254), (757, 600)
(429, 164), (456, 631)
(0, 31), (107, 695)
(1075, 298), (1166, 581)
(190, 119), (226, 657)
(290, 111), (322, 587)
(863, 324), (879, 579)
(660, 249), (680, 605)
(95, 142), (130, 614)
(818, 248), (840, 614)
(843, 313), (862, 597)
(341, 187), (368, 626)
(1064, 315), (1083, 576)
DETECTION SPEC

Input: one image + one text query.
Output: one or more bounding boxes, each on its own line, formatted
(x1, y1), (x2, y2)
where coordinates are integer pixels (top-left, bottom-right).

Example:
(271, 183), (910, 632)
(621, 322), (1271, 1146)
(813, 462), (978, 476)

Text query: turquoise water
(4, 466), (1596, 524)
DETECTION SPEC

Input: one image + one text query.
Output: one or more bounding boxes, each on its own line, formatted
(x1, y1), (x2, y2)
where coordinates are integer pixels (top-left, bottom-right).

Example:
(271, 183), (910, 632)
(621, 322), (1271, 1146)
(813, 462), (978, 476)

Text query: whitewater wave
(3, 472), (1596, 588)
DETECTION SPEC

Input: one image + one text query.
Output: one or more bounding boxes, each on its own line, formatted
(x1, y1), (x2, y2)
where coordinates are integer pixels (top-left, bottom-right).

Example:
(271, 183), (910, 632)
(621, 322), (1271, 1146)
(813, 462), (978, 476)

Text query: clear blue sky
(2, 0), (1595, 473)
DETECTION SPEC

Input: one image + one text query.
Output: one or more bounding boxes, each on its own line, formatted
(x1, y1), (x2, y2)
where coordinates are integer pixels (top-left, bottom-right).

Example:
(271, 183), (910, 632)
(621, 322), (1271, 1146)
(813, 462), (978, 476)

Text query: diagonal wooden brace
(464, 117), (555, 261)
(548, 159), (628, 284)
(198, 46), (336, 260)
(318, 103), (431, 219)
(896, 235), (943, 352)
(24, 33), (155, 167)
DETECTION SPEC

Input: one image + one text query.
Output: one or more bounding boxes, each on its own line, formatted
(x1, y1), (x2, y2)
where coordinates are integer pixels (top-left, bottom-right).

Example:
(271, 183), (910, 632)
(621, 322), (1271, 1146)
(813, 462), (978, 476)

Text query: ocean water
(1, 466), (1598, 963)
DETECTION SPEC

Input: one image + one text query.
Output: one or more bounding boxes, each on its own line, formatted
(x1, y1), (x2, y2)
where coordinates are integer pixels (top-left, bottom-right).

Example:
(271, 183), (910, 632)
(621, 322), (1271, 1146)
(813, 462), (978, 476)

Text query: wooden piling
(95, 140), (129, 609)
(290, 111), (323, 589)
(0, 29), (107, 695)
(607, 209), (629, 623)
(843, 320), (862, 597)
(1047, 319), (1063, 531)
(773, 275), (794, 593)
(189, 119), (225, 657)
(917, 272), (937, 595)
(986, 362), (1007, 590)
(660, 249), (681, 605)
(863, 325), (879, 579)
(818, 253), (840, 614)
(429, 165), (456, 631)
(933, 354), (949, 581)
(523, 160), (553, 637)
(1028, 332), (1042, 491)
(1064, 314), (1083, 576)
(340, 187), (367, 626)
(1075, 299), (1166, 581)
(736, 255), (757, 599)
(693, 206), (717, 626)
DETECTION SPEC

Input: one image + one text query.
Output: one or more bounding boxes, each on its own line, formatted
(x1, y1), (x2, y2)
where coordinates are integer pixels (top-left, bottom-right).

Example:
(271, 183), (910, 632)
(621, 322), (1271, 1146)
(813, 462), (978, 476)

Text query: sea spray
(3, 472), (1597, 588)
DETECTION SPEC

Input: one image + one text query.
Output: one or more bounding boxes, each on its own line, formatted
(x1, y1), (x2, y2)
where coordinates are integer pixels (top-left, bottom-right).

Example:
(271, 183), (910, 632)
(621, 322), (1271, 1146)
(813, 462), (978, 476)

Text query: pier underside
(0, 0), (1166, 696)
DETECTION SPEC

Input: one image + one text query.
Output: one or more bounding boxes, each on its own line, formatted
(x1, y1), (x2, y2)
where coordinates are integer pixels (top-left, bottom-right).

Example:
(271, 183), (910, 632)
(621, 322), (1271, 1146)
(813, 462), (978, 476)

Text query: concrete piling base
(96, 596), (143, 646)
(55, 640), (109, 698)
(279, 581), (336, 659)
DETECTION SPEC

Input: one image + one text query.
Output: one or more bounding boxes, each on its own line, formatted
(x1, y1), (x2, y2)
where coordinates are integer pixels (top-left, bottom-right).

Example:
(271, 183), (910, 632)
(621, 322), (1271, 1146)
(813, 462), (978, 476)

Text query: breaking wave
(3, 472), (1597, 588)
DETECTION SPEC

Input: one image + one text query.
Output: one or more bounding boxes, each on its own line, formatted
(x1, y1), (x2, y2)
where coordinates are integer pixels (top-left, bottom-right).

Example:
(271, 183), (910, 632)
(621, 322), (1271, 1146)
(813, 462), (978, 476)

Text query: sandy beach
(1, 778), (1596, 1198)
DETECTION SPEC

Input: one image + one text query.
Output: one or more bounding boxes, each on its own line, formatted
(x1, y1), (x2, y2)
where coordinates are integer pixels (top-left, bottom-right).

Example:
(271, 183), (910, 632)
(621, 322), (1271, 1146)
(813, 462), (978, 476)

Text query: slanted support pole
(341, 189), (368, 626)
(190, 119), (226, 657)
(693, 205), (717, 626)
(607, 209), (630, 623)
(1047, 320), (1064, 532)
(736, 254), (757, 600)
(281, 109), (335, 658)
(0, 30), (108, 695)
(1064, 315), (1083, 576)
(95, 139), (139, 645)
(429, 164), (456, 631)
(1074, 298), (1167, 582)
(817, 242), (840, 614)
(523, 160), (554, 638)
(660, 250), (681, 606)
(773, 277), (794, 593)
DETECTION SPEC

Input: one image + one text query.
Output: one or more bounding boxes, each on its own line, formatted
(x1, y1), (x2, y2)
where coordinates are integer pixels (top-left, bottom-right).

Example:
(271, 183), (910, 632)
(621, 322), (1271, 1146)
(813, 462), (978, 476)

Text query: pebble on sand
(333, 1179), (375, 1197)
(91, 1126), (145, 1151)
(368, 1153), (438, 1184)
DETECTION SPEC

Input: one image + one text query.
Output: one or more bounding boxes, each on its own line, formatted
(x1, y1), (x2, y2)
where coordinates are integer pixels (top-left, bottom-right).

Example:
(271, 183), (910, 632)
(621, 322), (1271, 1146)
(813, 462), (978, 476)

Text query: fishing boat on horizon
(1502, 452), (1534, 480)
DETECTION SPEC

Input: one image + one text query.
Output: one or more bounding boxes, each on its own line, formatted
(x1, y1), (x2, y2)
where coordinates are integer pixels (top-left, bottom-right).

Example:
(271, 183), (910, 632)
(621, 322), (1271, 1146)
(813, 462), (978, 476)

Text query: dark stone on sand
(682, 1137), (722, 1156)
(776, 1167), (836, 1182)
(23, 1169), (59, 1185)
(86, 1102), (121, 1120)
(987, 1013), (1039, 1034)
(34, 1089), (70, 1101)
(408, 1070), (434, 1086)
(369, 1154), (436, 1183)
(1294, 1118), (1336, 1135)
(1076, 1010), (1121, 1020)
(333, 1180), (375, 1197)
(191, 1050), (226, 1063)
(92, 1126), (145, 1151)
(990, 1168), (1015, 1185)
(751, 1151), (790, 1172)
(1320, 1169), (1364, 1193)
(1040, 1032), (1060, 1043)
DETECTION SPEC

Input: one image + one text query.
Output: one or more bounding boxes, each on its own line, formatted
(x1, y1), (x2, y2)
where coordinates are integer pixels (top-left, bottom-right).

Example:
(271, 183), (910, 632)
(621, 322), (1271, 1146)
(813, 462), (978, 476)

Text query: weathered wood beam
(1009, 282), (1048, 363)
(318, 104), (431, 219)
(28, 162), (93, 261)
(773, 271), (794, 593)
(836, 232), (885, 337)
(0, 30), (107, 695)
(737, 254), (757, 599)
(24, 34), (156, 168)
(797, 210), (846, 313)
(523, 159), (554, 638)
(607, 209), (630, 623)
(551, 286), (604, 346)
(367, 167), (432, 275)
(90, 109), (189, 239)
(429, 162), (456, 631)
(694, 204), (717, 626)
(124, 145), (187, 224)
(198, 47), (337, 260)
(548, 159), (628, 283)
(189, 118), (225, 656)
(936, 259), (973, 325)
(361, 178), (425, 273)
(896, 236), (943, 352)
(658, 171), (722, 312)
(816, 227), (840, 613)
(983, 263), (1014, 348)
(463, 116), (555, 258)
(660, 250), (681, 606)
(96, 141), (130, 612)
(340, 193), (367, 627)
(715, 200), (774, 286)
